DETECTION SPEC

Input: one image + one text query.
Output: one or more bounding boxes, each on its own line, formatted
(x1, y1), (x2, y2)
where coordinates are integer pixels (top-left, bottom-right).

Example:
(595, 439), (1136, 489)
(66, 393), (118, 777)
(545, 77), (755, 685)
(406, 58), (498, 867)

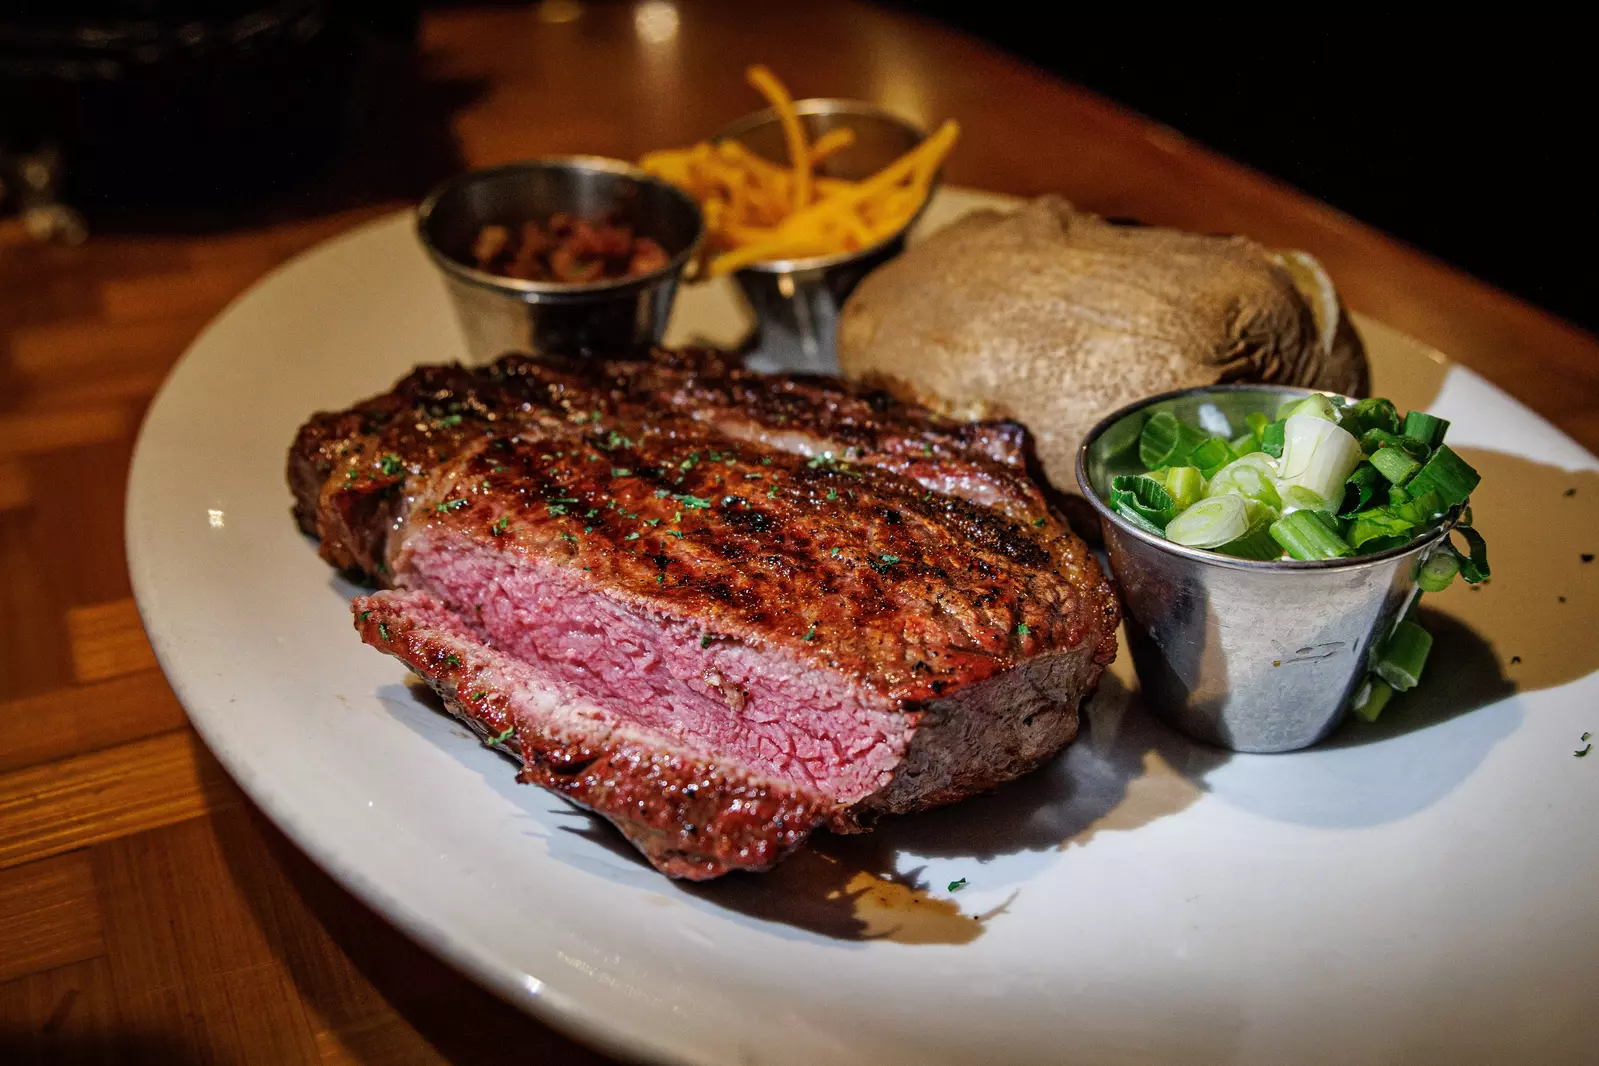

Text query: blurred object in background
(0, 0), (477, 237)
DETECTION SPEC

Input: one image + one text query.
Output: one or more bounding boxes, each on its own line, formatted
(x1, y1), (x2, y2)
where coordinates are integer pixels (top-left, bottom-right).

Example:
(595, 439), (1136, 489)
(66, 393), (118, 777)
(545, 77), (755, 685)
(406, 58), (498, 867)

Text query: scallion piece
(1370, 445), (1421, 485)
(1339, 462), (1384, 517)
(1246, 412), (1270, 448)
(1164, 466), (1206, 511)
(1229, 432), (1258, 456)
(1451, 524), (1491, 582)
(1342, 397), (1401, 439)
(1269, 509), (1353, 560)
(1207, 453), (1281, 511)
(1279, 414), (1364, 505)
(1375, 620), (1432, 691)
(1402, 411), (1449, 446)
(1165, 495), (1251, 549)
(1417, 550), (1461, 593)
(1139, 411), (1207, 470)
(1278, 394), (1341, 423)
(1280, 484), (1331, 513)
(1189, 438), (1235, 479)
(1261, 419), (1286, 459)
(1109, 474), (1177, 530)
(1404, 445), (1480, 508)
(1347, 506), (1416, 549)
(1350, 678), (1395, 723)
(1113, 501), (1166, 537)
(1217, 514), (1281, 560)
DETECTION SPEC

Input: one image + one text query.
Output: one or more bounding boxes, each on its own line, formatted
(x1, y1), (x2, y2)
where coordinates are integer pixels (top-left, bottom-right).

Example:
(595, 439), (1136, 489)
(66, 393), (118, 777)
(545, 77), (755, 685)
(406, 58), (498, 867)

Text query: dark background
(3, 3), (1593, 335)
(894, 7), (1595, 335)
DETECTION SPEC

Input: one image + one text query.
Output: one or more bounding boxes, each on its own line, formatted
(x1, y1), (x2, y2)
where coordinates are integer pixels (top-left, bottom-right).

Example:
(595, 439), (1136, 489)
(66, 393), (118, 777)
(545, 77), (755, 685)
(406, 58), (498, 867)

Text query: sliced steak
(291, 349), (1119, 879)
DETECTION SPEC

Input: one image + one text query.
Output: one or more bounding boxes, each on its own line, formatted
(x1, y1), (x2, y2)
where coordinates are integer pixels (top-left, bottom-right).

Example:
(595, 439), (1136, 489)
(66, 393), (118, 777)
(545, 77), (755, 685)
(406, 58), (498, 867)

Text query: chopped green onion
(1138, 411), (1208, 469)
(1278, 393), (1341, 423)
(1260, 419), (1287, 459)
(1164, 467), (1207, 510)
(1417, 550), (1461, 593)
(1112, 502), (1167, 537)
(1279, 414), (1364, 504)
(1370, 445), (1421, 485)
(1109, 474), (1177, 530)
(1350, 678), (1395, 723)
(1280, 484), (1331, 513)
(1346, 506), (1417, 549)
(1375, 620), (1432, 691)
(1246, 412), (1270, 447)
(1270, 509), (1353, 560)
(1404, 445), (1479, 508)
(1341, 397), (1401, 440)
(1207, 454), (1281, 511)
(1217, 512), (1281, 560)
(1166, 495), (1251, 549)
(1189, 438), (1235, 479)
(1389, 488), (1443, 525)
(1229, 432), (1257, 456)
(1339, 463), (1384, 517)
(1402, 411), (1449, 446)
(1450, 524), (1490, 583)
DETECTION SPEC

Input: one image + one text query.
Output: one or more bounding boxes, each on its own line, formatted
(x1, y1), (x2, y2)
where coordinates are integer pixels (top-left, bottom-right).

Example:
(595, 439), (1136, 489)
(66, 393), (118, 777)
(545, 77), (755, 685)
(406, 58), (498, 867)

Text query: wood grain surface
(2, 3), (1595, 1062)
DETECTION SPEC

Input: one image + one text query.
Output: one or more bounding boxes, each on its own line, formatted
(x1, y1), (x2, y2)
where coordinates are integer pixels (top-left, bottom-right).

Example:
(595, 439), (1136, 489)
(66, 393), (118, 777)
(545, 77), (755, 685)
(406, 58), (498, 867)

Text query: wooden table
(2, 3), (1595, 1062)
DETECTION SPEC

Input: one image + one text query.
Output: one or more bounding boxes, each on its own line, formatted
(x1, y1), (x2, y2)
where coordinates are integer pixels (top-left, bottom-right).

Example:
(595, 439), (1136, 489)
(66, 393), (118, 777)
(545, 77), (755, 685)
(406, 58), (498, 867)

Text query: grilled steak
(290, 349), (1119, 879)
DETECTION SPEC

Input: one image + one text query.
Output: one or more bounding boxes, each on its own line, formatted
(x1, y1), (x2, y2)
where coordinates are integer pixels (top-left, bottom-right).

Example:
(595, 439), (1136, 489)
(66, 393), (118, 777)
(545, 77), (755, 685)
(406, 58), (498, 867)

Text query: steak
(290, 349), (1119, 879)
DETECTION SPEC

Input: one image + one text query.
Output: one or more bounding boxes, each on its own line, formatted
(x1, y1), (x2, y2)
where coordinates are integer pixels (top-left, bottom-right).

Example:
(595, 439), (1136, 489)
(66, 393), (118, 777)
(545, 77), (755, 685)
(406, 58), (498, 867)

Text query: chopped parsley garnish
(701, 633), (713, 648)
(434, 413), (463, 428)
(679, 453), (699, 471)
(654, 489), (671, 498)
(612, 468), (632, 477)
(444, 654), (461, 666)
(379, 453), (404, 477)
(646, 518), (661, 526)
(491, 516), (511, 536)
(826, 489), (838, 501)
(831, 547), (841, 558)
(435, 497), (469, 513)
(549, 497), (578, 504)
(806, 452), (836, 469)
(803, 624), (817, 641)
(1033, 517), (1046, 528)
(868, 553), (901, 575)
(761, 457), (771, 465)
(625, 532), (641, 541)
(547, 504), (569, 516)
(666, 529), (684, 538)
(358, 610), (370, 621)
(377, 622), (391, 641)
(677, 494), (712, 509)
(656, 574), (665, 583)
(470, 691), (485, 701)
(1017, 622), (1031, 636)
(947, 878), (968, 892)
(487, 726), (514, 746)
(585, 509), (599, 518)
(559, 531), (577, 543)
(601, 430), (635, 450)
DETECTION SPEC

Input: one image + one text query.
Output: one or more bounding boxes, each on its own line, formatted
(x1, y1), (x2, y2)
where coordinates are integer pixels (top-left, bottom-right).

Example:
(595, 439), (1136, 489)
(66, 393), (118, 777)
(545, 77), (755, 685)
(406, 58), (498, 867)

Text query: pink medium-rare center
(396, 528), (908, 804)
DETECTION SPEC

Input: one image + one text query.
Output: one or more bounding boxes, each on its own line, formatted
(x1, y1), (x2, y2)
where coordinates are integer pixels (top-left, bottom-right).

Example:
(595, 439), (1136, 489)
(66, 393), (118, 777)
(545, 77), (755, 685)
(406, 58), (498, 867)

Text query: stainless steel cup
(1077, 385), (1460, 753)
(416, 157), (704, 363)
(711, 100), (935, 373)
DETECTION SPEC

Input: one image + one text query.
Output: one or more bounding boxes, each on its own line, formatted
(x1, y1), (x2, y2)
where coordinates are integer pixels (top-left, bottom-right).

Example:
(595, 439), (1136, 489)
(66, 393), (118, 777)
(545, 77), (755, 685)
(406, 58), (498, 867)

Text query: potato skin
(837, 196), (1369, 495)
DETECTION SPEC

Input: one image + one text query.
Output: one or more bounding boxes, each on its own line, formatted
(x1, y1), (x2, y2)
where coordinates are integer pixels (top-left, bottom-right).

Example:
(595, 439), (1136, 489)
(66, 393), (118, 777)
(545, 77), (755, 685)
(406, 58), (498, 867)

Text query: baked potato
(837, 196), (1368, 495)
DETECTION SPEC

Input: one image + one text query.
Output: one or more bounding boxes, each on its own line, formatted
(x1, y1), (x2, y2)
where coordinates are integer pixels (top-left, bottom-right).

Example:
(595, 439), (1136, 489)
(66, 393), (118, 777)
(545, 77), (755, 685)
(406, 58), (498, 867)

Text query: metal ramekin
(417, 157), (704, 363)
(711, 99), (936, 372)
(1077, 384), (1461, 753)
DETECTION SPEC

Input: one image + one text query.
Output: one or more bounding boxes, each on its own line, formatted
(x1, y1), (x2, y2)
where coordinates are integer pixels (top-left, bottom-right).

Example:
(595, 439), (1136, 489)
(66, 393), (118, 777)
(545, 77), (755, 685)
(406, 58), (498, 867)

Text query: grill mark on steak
(292, 349), (1119, 878)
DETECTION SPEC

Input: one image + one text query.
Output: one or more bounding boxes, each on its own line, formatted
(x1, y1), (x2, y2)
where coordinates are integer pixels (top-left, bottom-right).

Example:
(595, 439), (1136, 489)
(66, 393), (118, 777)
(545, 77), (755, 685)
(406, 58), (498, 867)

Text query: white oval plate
(128, 189), (1599, 1065)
